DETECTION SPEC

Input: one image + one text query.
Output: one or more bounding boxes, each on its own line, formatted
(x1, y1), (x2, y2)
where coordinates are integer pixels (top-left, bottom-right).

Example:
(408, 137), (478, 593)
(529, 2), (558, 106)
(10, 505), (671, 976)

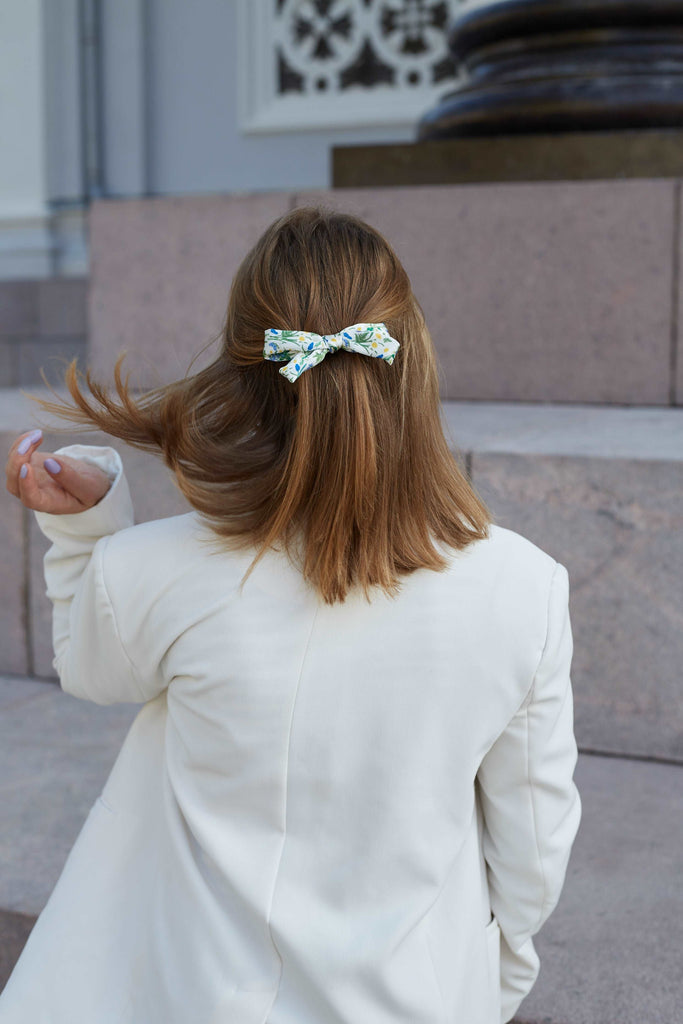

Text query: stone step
(1, 672), (681, 1022)
(3, 386), (682, 764)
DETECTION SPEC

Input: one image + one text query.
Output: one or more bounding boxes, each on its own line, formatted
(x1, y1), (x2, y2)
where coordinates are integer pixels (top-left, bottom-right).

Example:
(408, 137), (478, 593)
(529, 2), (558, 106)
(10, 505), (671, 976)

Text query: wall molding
(237, 0), (463, 134)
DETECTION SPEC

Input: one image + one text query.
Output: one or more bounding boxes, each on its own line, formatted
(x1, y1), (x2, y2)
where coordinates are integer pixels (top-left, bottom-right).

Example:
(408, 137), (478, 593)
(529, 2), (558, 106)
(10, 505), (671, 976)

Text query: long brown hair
(24, 206), (492, 603)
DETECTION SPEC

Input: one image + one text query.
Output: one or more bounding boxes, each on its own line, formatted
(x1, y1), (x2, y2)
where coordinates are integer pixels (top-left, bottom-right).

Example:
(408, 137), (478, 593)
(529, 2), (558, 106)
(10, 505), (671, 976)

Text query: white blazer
(0, 444), (581, 1024)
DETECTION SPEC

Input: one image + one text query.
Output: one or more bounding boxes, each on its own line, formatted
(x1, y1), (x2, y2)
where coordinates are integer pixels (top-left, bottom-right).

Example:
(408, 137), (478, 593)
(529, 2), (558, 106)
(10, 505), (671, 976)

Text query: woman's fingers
(16, 454), (111, 514)
(5, 429), (44, 497)
(15, 458), (79, 515)
(7, 431), (113, 513)
(34, 453), (112, 509)
(16, 428), (43, 456)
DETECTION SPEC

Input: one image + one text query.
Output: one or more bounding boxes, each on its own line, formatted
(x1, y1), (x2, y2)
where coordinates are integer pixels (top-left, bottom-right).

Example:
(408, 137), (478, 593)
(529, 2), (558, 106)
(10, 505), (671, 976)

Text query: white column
(0, 0), (53, 278)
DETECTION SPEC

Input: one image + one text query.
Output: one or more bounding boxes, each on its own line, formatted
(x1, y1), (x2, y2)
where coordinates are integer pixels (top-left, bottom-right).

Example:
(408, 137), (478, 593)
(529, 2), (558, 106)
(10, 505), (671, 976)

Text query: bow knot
(263, 323), (400, 382)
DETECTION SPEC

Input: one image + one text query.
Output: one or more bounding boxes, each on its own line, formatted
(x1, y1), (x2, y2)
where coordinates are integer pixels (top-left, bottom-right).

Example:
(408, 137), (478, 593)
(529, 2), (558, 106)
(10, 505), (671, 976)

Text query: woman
(2, 207), (581, 1024)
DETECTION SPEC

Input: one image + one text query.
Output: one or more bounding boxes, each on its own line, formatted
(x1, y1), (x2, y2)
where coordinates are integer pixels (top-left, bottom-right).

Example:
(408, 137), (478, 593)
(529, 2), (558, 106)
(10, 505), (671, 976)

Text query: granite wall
(87, 181), (681, 405)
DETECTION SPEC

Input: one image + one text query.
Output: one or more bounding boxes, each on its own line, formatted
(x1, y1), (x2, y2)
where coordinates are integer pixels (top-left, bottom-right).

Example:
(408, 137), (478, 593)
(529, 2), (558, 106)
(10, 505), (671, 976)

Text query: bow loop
(263, 323), (400, 382)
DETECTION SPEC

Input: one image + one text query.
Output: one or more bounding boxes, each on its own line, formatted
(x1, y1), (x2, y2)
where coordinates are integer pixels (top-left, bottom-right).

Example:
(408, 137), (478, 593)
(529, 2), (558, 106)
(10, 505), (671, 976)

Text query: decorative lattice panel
(238, 0), (464, 132)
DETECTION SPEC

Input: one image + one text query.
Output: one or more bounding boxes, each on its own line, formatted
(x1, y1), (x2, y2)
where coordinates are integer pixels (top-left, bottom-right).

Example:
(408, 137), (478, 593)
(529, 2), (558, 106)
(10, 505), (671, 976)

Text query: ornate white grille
(237, 0), (464, 133)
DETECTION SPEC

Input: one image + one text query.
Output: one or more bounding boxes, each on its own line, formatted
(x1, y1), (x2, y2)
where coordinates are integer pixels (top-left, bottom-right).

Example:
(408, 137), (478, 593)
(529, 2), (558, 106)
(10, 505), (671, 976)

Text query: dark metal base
(420, 78), (683, 140)
(420, 0), (683, 140)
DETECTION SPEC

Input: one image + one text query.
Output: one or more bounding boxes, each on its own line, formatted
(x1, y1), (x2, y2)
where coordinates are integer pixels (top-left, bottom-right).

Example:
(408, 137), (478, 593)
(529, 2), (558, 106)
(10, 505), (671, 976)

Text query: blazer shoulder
(101, 511), (212, 592)
(105, 510), (199, 555)
(458, 523), (563, 624)
(101, 510), (257, 602)
(485, 522), (560, 577)
(443, 522), (563, 623)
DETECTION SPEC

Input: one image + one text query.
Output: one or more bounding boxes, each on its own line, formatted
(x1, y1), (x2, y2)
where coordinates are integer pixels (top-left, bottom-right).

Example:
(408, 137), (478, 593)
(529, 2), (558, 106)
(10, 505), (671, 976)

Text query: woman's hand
(5, 429), (113, 514)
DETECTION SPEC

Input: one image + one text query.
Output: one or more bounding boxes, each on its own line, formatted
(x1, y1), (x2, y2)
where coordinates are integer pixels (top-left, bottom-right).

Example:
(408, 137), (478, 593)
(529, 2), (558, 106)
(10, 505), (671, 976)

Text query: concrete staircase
(2, 184), (683, 1019)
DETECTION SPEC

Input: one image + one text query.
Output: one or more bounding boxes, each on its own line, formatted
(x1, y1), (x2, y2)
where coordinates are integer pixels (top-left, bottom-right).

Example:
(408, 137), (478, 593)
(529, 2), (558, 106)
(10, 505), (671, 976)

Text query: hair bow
(263, 323), (400, 383)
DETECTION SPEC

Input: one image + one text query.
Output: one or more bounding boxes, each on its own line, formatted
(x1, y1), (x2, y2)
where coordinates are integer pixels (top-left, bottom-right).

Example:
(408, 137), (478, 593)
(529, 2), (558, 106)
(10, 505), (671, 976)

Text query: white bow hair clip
(263, 322), (400, 383)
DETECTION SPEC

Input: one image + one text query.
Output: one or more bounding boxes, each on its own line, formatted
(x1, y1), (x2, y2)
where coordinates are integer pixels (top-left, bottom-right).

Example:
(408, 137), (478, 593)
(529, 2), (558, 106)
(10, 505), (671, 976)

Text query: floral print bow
(263, 323), (400, 383)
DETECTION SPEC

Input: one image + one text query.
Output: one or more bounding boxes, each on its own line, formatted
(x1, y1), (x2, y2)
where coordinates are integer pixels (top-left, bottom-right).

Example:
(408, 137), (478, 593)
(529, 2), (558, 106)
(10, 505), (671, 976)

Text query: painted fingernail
(17, 429), (42, 455)
(44, 458), (61, 474)
(20, 464), (28, 479)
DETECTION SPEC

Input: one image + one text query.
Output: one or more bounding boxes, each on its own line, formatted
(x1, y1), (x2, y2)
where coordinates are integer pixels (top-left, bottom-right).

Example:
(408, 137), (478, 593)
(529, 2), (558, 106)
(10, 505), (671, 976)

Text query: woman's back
(0, 453), (578, 1024)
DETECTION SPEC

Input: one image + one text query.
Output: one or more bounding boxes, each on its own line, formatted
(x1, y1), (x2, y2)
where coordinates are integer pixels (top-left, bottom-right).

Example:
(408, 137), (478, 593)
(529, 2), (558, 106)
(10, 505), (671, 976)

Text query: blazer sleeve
(476, 560), (582, 1024)
(33, 444), (166, 706)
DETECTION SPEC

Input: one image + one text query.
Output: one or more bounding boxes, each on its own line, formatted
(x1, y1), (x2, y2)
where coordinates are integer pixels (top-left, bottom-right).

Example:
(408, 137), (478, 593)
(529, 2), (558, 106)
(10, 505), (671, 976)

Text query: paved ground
(1, 673), (682, 1022)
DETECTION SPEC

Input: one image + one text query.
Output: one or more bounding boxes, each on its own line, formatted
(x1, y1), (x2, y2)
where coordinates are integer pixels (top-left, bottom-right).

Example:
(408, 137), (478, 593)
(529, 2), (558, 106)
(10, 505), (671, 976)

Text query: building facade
(1, 0), (473, 281)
